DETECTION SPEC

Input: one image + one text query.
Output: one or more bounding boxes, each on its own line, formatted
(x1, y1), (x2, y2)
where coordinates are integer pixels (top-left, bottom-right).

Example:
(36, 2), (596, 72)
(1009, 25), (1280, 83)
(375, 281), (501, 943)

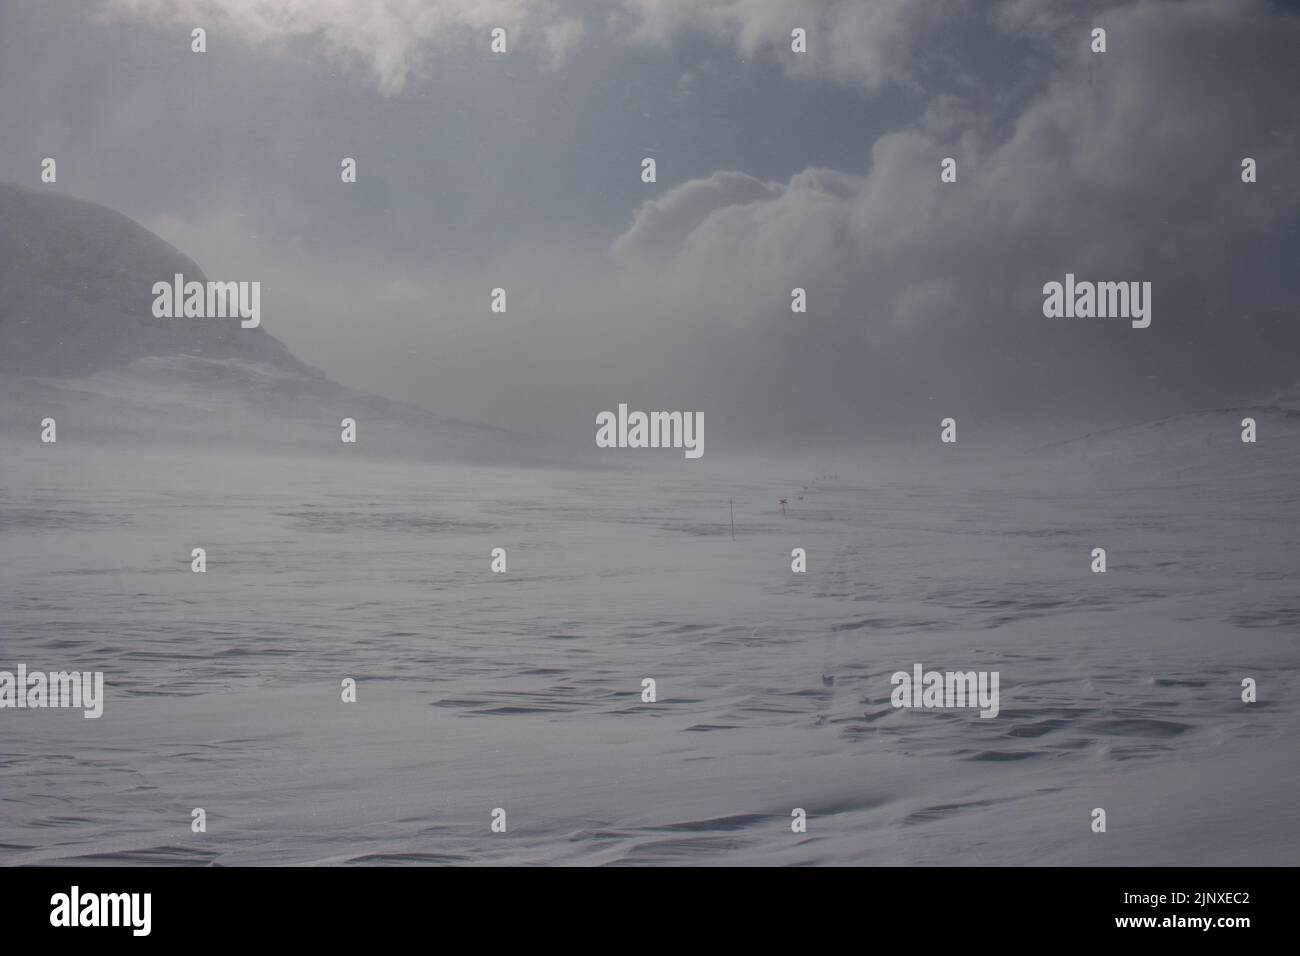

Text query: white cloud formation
(612, 171), (783, 261)
(99, 0), (586, 92)
(98, 0), (968, 96)
(613, 0), (1299, 320)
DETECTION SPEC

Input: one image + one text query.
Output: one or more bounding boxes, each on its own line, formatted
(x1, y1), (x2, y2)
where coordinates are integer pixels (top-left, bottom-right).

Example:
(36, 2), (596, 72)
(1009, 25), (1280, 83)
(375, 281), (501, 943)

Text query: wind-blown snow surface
(0, 354), (531, 463)
(1, 408), (1297, 865)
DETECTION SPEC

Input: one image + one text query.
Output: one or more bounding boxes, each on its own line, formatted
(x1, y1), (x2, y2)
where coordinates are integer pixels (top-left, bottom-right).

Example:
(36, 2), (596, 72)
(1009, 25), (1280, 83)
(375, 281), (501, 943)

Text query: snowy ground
(1, 408), (1297, 865)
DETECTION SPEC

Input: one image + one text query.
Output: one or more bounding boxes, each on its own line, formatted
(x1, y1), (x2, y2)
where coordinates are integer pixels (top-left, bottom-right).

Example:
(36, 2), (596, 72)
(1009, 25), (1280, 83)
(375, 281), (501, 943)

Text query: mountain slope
(0, 183), (304, 376)
(0, 184), (530, 462)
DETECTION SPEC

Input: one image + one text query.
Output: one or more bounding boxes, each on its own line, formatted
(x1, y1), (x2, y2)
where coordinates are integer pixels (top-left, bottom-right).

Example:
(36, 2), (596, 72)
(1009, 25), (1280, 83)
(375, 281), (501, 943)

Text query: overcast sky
(2, 0), (1298, 449)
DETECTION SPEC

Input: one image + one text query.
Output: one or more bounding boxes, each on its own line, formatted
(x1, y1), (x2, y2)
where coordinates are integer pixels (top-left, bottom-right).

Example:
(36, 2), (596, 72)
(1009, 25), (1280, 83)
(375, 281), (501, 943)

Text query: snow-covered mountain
(0, 183), (527, 461)
(0, 183), (305, 377)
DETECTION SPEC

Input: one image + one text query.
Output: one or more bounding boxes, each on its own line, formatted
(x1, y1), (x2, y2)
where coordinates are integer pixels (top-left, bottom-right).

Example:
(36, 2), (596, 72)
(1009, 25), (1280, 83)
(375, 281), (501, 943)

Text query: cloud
(98, 0), (587, 93)
(96, 0), (981, 96)
(603, 0), (1300, 422)
(614, 0), (961, 92)
(89, 0), (1300, 445)
(611, 171), (783, 261)
(90, 0), (1096, 103)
